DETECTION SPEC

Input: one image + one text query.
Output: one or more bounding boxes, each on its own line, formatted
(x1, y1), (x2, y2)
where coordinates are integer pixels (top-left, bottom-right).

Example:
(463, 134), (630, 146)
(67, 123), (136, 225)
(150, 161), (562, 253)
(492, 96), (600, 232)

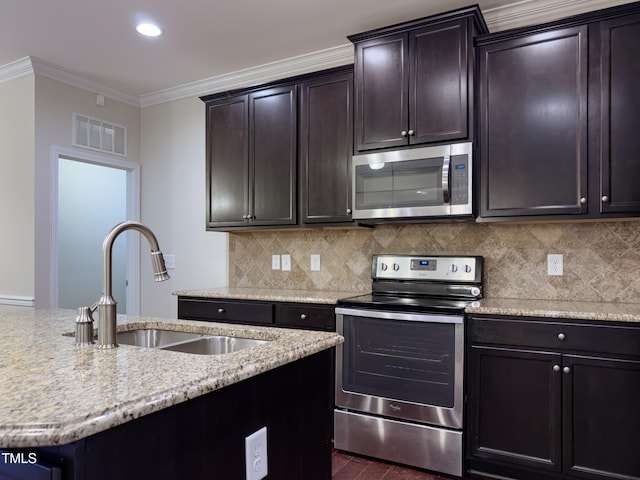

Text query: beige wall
(0, 76), (35, 303)
(140, 97), (228, 318)
(230, 221), (640, 303)
(32, 75), (141, 308)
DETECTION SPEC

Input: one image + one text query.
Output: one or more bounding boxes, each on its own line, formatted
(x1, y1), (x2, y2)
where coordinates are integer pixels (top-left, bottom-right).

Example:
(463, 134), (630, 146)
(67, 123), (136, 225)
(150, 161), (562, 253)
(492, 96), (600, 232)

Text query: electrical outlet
(271, 254), (280, 270)
(245, 427), (268, 480)
(164, 254), (175, 270)
(310, 254), (321, 271)
(548, 254), (563, 276)
(281, 254), (291, 271)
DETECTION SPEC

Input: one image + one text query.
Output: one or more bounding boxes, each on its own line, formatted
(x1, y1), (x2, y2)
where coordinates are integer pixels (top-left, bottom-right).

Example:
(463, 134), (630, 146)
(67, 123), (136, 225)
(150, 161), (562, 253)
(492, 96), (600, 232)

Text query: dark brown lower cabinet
(3, 349), (333, 480)
(564, 355), (640, 480)
(469, 346), (562, 473)
(467, 315), (640, 480)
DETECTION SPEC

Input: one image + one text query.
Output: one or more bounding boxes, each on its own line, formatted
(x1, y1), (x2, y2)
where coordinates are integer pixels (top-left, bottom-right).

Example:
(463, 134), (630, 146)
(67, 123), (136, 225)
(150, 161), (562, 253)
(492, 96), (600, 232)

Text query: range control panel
(372, 255), (482, 283)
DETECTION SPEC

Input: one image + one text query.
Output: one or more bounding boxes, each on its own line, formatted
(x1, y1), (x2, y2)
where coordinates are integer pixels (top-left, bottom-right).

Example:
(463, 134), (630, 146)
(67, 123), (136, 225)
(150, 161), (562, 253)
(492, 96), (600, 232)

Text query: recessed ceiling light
(136, 22), (162, 37)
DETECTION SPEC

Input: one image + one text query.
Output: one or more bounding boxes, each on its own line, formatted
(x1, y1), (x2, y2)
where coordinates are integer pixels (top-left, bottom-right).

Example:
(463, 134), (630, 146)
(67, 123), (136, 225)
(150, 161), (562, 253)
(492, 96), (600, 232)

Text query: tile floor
(331, 450), (456, 480)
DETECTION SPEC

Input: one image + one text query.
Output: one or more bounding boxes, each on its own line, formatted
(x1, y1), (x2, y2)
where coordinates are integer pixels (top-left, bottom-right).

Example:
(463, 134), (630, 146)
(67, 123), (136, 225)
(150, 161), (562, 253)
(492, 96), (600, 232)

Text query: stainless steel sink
(161, 336), (269, 355)
(114, 328), (269, 355)
(117, 329), (205, 347)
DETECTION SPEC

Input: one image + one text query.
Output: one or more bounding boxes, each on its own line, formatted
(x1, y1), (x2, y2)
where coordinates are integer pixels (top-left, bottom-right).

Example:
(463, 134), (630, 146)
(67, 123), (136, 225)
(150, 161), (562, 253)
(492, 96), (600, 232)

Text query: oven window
(342, 315), (456, 407)
(355, 158), (443, 210)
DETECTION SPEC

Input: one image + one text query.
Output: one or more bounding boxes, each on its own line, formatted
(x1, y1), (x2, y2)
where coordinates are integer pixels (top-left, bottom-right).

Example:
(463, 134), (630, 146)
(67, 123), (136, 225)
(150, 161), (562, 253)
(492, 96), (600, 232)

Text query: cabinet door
(354, 33), (409, 151)
(598, 14), (640, 214)
(478, 26), (588, 218)
(299, 71), (354, 224)
(410, 18), (468, 145)
(563, 355), (640, 480)
(468, 345), (562, 472)
(249, 86), (297, 225)
(206, 95), (249, 228)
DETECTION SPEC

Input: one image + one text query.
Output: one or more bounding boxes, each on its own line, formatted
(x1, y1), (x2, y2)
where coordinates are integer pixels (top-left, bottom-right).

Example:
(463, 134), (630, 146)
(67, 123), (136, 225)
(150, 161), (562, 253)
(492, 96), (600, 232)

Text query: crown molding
(0, 56), (139, 106)
(29, 57), (140, 106)
(0, 0), (633, 107)
(483, 0), (634, 31)
(139, 44), (354, 107)
(0, 57), (34, 84)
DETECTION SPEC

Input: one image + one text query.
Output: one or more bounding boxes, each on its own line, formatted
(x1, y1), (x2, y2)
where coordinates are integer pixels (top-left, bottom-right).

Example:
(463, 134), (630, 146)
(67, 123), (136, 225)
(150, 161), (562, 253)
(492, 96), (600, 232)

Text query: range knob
(393, 263), (400, 271)
(465, 265), (472, 273)
(451, 264), (459, 273)
(380, 263), (388, 271)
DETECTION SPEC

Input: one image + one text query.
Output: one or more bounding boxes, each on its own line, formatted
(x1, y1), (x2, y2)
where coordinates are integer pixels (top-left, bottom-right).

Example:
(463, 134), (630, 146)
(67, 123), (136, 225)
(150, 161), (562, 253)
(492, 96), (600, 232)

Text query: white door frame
(50, 146), (141, 315)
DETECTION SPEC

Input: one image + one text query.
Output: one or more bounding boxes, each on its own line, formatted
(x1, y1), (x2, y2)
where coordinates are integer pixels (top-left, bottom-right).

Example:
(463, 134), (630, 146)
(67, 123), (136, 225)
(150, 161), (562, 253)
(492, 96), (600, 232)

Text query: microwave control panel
(373, 254), (482, 283)
(450, 154), (469, 206)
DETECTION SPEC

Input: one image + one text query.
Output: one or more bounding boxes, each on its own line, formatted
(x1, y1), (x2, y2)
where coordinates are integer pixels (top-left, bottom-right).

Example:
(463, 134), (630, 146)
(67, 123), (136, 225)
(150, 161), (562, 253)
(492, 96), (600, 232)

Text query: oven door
(335, 307), (464, 429)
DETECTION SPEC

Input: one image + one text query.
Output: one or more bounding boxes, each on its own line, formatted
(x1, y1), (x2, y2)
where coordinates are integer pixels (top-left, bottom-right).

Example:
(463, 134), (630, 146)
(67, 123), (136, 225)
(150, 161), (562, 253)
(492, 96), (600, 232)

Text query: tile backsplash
(230, 221), (640, 303)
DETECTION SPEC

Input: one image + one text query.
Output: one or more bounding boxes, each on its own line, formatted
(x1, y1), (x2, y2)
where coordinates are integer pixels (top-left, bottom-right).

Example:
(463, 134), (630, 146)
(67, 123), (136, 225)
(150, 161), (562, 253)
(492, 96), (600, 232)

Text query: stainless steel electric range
(334, 254), (483, 478)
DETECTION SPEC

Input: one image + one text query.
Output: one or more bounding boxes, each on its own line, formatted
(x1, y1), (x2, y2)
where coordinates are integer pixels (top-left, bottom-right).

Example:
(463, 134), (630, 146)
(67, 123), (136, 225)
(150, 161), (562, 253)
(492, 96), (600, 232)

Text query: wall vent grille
(72, 113), (127, 156)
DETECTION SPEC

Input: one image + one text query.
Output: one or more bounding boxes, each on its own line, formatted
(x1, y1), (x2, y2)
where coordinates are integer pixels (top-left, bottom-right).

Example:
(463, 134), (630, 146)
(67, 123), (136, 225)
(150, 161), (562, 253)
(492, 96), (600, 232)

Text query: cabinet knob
(407, 129), (414, 136)
(300, 313), (308, 320)
(217, 308), (225, 314)
(601, 195), (609, 203)
(557, 333), (566, 341)
(346, 208), (352, 214)
(553, 365), (561, 372)
(401, 130), (408, 137)
(580, 197), (587, 204)
(242, 214), (249, 219)
(563, 366), (571, 374)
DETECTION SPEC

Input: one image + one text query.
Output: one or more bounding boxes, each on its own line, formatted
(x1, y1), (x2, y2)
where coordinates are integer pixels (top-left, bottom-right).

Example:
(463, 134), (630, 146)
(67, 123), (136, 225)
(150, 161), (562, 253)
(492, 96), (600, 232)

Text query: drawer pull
(557, 333), (566, 341)
(563, 366), (571, 374)
(217, 308), (225, 314)
(553, 365), (561, 372)
(300, 314), (308, 320)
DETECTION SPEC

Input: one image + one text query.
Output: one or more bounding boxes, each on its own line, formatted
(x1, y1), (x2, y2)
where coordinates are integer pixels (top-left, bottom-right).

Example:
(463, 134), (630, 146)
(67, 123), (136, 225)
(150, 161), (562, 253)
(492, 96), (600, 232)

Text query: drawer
(276, 303), (335, 331)
(469, 315), (640, 357)
(177, 297), (274, 325)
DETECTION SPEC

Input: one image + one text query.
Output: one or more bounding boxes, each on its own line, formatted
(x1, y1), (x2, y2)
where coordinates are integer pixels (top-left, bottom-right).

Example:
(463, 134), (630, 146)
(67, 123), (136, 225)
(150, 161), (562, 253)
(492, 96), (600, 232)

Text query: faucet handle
(75, 306), (95, 346)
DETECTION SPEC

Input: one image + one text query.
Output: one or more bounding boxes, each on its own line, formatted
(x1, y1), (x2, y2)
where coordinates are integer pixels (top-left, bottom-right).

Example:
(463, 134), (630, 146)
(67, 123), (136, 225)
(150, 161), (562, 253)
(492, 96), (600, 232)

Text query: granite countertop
(467, 297), (640, 323)
(173, 286), (364, 304)
(0, 308), (343, 448)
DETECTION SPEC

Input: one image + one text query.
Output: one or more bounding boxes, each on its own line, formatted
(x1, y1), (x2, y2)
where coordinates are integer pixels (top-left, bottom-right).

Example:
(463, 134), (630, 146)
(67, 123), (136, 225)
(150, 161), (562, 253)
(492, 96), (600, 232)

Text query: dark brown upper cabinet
(202, 66), (354, 231)
(348, 6), (487, 152)
(205, 95), (249, 228)
(204, 86), (296, 229)
(597, 12), (640, 215)
(477, 26), (588, 218)
(299, 70), (354, 225)
(477, 2), (640, 221)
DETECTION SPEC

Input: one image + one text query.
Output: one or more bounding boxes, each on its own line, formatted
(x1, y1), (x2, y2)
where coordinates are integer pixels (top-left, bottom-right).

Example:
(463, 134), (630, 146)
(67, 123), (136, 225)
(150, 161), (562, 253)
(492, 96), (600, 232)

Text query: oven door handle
(335, 307), (463, 324)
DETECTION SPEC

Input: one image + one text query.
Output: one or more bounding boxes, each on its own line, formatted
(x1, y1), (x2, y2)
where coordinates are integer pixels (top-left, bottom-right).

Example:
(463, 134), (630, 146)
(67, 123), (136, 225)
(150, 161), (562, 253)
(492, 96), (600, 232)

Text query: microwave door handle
(442, 154), (450, 203)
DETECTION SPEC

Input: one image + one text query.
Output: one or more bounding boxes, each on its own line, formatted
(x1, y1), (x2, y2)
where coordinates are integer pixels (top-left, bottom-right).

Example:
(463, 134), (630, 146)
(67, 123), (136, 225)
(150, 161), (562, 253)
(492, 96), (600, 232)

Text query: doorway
(51, 147), (141, 314)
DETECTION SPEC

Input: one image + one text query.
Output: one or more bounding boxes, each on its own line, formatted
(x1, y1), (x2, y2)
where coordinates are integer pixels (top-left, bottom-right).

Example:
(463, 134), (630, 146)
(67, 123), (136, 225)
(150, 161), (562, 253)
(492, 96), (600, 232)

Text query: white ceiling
(0, 0), (633, 105)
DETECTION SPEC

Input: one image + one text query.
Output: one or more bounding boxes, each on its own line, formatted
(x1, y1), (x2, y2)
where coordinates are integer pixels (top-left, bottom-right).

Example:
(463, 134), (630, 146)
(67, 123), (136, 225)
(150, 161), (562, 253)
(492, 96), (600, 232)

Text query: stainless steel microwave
(352, 142), (473, 221)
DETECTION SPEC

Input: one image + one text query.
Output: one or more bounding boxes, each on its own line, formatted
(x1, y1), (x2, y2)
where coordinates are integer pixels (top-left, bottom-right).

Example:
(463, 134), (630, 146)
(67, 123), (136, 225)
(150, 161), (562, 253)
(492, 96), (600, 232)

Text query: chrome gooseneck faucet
(94, 221), (170, 349)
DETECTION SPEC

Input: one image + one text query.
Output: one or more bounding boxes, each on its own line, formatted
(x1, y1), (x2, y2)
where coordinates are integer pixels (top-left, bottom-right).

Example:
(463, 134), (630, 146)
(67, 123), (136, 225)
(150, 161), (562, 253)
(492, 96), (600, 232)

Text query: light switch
(281, 254), (291, 271)
(310, 254), (321, 271)
(271, 255), (280, 270)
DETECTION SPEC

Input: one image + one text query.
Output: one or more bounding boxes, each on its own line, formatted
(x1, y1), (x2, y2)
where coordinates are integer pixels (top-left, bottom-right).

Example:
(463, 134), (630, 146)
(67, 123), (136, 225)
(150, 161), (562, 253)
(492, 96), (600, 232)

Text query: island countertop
(0, 308), (343, 448)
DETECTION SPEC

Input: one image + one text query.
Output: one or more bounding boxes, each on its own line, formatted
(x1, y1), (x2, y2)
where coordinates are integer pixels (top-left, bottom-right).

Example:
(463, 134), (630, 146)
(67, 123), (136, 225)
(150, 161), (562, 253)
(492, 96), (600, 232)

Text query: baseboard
(0, 295), (35, 307)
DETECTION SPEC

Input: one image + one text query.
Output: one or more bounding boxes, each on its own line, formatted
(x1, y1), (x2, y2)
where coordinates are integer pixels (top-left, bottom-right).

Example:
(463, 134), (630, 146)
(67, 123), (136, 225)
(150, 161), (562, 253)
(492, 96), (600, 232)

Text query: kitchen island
(0, 308), (342, 480)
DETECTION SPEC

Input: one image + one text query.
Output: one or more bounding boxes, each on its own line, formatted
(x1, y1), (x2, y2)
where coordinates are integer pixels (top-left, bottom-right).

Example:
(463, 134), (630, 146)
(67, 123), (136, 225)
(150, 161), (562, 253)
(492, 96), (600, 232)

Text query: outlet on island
(245, 426), (268, 480)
